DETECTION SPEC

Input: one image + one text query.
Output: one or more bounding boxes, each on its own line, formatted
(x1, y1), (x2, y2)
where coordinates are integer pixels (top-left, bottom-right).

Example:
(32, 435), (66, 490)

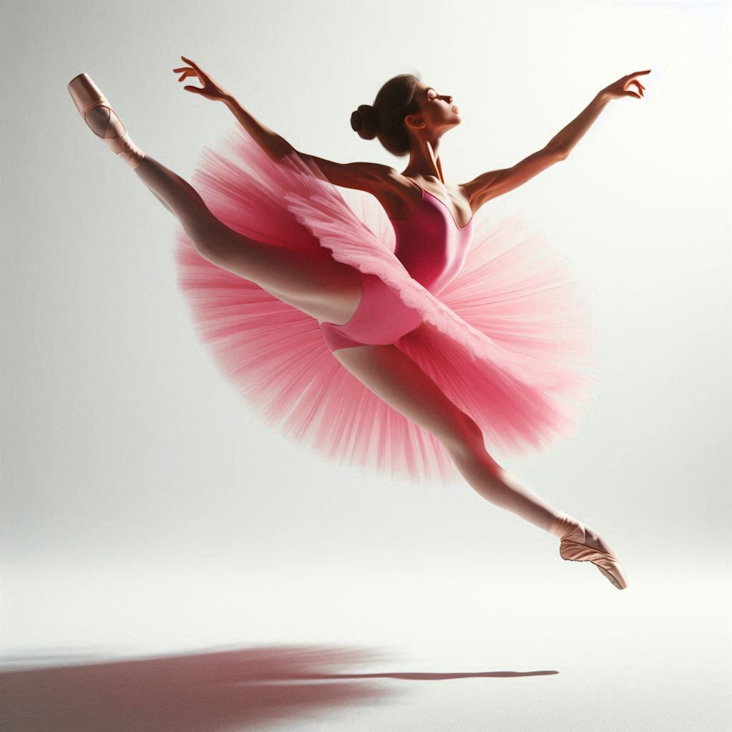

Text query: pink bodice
(390, 187), (475, 295)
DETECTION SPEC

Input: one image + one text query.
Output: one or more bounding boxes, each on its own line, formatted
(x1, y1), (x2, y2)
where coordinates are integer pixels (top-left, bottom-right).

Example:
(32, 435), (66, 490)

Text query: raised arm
(224, 96), (397, 194)
(460, 145), (566, 211)
(461, 70), (650, 211)
(173, 56), (395, 195)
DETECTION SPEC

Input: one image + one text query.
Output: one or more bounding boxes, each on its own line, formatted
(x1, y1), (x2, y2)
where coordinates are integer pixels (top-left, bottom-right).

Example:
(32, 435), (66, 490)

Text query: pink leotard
(176, 126), (596, 482)
(319, 186), (475, 352)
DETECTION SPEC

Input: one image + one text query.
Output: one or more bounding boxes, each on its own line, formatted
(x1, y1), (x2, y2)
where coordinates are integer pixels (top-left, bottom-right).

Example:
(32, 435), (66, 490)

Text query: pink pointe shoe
(550, 511), (629, 590)
(68, 72), (145, 169)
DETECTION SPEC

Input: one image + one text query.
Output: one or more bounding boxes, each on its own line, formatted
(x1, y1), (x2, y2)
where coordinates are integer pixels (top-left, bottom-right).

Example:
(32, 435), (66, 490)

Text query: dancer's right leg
(68, 73), (362, 324)
(132, 155), (362, 324)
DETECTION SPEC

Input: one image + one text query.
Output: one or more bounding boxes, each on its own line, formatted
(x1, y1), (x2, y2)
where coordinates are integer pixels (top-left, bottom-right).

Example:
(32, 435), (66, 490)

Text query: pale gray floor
(2, 562), (731, 731)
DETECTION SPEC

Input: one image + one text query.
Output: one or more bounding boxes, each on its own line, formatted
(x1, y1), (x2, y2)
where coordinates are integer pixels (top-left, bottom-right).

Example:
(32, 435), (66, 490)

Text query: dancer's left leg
(334, 341), (613, 553)
(332, 343), (558, 531)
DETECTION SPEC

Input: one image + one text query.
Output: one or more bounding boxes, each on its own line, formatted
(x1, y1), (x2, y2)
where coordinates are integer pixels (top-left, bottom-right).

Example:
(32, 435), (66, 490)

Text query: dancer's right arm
(174, 58), (395, 194)
(222, 96), (395, 194)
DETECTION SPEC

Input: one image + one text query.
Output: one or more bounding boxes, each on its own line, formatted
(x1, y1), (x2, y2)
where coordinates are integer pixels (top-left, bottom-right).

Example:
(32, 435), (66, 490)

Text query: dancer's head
(351, 73), (461, 156)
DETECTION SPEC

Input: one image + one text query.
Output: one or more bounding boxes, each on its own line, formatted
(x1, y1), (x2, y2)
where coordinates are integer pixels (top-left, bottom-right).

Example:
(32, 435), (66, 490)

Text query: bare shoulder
(331, 162), (416, 220)
(295, 154), (390, 193)
(296, 151), (416, 219)
(368, 167), (421, 220)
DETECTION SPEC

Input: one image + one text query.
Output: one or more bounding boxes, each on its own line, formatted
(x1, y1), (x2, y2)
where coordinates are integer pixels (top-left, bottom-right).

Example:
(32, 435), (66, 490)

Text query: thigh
(333, 341), (484, 456)
(190, 217), (363, 324)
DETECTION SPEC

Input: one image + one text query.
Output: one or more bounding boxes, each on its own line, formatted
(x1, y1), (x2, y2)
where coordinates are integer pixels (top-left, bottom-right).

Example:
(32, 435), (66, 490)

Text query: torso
(377, 173), (473, 230)
(385, 176), (475, 295)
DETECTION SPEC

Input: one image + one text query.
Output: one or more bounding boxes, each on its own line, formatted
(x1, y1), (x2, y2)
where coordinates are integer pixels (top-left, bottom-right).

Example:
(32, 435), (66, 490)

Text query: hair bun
(350, 104), (377, 140)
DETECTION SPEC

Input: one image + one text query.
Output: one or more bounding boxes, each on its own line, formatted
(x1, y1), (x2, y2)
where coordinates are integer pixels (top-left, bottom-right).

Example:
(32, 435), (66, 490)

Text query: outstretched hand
(173, 56), (232, 102)
(600, 69), (651, 101)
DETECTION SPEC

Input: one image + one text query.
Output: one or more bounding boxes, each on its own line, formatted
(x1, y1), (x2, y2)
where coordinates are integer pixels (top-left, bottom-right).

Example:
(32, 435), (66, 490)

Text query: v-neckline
(420, 187), (473, 231)
(390, 184), (474, 232)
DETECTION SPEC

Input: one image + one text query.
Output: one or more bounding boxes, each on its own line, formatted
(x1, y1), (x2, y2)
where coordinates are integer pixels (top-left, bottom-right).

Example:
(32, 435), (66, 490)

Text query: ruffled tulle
(173, 125), (600, 486)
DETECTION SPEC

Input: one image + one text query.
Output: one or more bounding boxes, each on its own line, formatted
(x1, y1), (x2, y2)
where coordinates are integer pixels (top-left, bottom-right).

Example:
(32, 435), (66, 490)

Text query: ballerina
(68, 58), (650, 589)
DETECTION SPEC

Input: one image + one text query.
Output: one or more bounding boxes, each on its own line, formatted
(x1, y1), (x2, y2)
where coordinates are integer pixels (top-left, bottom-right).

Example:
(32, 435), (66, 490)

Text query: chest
(390, 197), (473, 293)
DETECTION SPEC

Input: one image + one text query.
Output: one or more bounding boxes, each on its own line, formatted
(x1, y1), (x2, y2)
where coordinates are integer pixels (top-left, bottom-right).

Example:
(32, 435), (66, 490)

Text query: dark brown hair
(350, 72), (422, 157)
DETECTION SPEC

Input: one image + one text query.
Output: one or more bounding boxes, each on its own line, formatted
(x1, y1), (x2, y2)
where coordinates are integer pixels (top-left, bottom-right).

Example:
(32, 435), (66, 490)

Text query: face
(406, 82), (462, 135)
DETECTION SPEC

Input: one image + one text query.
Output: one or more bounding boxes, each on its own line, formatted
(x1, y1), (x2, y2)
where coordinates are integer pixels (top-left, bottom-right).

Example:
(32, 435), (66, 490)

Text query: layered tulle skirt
(173, 125), (600, 486)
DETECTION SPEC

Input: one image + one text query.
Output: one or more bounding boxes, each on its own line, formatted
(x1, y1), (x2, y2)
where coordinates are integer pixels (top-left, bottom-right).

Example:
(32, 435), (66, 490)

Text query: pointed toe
(68, 73), (145, 169)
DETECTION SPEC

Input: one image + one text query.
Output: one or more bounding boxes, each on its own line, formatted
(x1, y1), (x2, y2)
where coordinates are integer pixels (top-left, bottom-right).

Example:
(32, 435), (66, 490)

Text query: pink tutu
(173, 125), (599, 486)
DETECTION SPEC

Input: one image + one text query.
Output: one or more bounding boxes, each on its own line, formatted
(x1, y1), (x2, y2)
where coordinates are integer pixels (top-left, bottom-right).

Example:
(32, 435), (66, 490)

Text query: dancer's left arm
(461, 70), (650, 211)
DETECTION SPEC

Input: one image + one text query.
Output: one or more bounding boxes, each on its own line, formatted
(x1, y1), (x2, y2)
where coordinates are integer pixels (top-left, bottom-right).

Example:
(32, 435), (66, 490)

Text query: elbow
(551, 145), (569, 161)
(545, 144), (568, 161)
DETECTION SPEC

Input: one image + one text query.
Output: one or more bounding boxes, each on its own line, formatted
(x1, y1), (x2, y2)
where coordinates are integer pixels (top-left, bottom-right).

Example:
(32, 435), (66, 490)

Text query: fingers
(624, 80), (642, 99)
(627, 80), (644, 97)
(173, 66), (201, 87)
(181, 55), (204, 75)
(619, 71), (649, 99)
(173, 68), (193, 83)
(175, 57), (217, 98)
(623, 70), (650, 83)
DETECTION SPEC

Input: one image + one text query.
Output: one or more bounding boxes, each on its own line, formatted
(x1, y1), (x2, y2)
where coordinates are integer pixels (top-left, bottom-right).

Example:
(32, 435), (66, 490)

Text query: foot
(84, 103), (145, 169)
(549, 511), (628, 589)
(549, 512), (613, 551)
(580, 525), (616, 556)
(84, 104), (126, 139)
(68, 73), (145, 169)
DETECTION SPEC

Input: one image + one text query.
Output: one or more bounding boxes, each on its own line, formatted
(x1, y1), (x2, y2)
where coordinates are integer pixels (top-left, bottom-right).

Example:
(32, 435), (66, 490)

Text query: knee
(444, 412), (487, 458)
(446, 419), (501, 475)
(187, 223), (232, 266)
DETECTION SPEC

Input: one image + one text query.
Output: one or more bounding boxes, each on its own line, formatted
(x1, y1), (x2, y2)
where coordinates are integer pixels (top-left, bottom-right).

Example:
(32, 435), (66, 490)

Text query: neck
(402, 135), (445, 184)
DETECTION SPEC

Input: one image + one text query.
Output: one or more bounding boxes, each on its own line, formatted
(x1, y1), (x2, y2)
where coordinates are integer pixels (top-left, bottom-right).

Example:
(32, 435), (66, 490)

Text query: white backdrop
(2, 1), (730, 730)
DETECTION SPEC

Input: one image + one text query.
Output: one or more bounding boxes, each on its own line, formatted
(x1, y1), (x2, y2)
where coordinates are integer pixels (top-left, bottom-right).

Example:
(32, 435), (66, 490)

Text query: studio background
(2, 1), (730, 731)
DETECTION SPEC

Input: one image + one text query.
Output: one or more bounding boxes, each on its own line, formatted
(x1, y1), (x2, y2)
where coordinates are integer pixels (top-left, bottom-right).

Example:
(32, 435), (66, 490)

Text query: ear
(405, 114), (425, 130)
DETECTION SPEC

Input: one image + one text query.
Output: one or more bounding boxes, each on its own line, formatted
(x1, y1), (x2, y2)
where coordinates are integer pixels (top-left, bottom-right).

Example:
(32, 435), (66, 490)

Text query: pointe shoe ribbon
(550, 511), (629, 590)
(68, 72), (145, 169)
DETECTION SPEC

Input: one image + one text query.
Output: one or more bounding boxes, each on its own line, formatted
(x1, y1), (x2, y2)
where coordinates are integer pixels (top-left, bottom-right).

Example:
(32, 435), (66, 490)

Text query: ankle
(81, 101), (145, 169)
(548, 511), (583, 541)
(119, 147), (146, 170)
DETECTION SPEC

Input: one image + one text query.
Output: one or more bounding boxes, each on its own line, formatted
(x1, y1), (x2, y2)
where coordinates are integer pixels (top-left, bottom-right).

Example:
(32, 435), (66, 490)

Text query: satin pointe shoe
(68, 72), (145, 169)
(549, 511), (629, 590)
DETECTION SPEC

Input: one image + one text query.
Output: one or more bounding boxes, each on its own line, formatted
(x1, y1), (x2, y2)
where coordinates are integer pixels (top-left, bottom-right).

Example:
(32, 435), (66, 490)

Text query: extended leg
(333, 343), (560, 530)
(334, 342), (626, 587)
(334, 341), (612, 550)
(68, 71), (361, 324)
(133, 155), (362, 323)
